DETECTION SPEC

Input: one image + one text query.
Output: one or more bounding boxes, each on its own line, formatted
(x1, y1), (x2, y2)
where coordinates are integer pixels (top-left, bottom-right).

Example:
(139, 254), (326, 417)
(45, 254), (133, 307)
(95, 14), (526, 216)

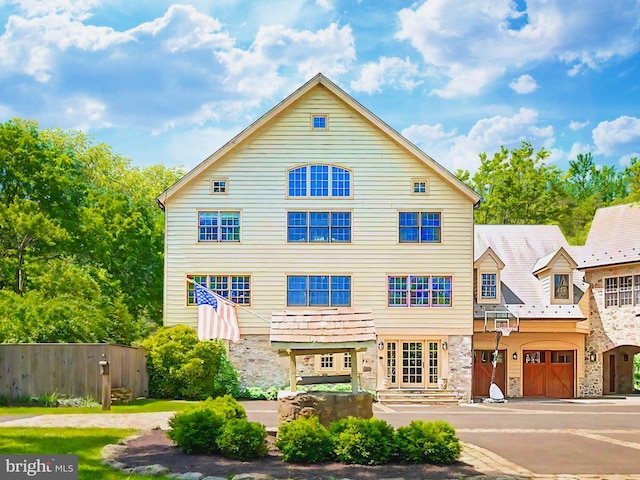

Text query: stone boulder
(277, 391), (373, 427)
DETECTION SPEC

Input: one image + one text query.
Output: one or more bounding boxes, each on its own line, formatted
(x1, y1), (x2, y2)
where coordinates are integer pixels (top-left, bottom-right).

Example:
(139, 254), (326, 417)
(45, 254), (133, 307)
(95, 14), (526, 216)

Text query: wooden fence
(0, 343), (148, 401)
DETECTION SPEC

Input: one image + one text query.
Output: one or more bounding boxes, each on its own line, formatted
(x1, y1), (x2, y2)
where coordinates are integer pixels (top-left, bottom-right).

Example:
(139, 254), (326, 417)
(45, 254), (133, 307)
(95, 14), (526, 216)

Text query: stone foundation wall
(228, 335), (377, 391)
(508, 376), (521, 398)
(581, 266), (640, 397)
(277, 391), (374, 427)
(446, 335), (473, 403)
(229, 335), (288, 390)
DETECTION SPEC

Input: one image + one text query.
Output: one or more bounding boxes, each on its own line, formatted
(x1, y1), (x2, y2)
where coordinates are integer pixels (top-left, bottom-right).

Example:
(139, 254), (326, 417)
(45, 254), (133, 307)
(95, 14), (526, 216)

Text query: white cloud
(568, 142), (595, 161)
(216, 23), (355, 96)
(63, 96), (110, 130)
(350, 57), (422, 94)
(509, 74), (538, 94)
(395, 0), (640, 98)
(403, 108), (555, 172)
(592, 116), (640, 156)
(569, 120), (589, 131)
(316, 0), (333, 10)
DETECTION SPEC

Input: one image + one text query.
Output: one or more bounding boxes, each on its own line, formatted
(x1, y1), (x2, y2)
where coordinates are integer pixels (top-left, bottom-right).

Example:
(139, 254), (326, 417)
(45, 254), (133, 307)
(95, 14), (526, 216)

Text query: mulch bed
(115, 428), (482, 480)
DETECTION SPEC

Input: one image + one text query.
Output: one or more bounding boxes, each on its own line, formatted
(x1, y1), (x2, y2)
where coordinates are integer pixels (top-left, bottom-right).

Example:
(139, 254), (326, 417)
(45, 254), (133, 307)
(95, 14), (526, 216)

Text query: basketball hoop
(495, 327), (514, 337)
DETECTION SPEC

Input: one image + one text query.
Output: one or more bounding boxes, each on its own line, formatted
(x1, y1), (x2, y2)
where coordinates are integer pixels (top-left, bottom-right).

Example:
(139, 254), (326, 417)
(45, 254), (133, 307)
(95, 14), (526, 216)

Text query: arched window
(287, 164), (351, 198)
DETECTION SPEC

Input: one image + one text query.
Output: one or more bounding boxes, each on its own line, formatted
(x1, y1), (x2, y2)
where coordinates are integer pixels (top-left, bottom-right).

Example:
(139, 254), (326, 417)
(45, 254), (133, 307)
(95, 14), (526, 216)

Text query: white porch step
(377, 389), (461, 405)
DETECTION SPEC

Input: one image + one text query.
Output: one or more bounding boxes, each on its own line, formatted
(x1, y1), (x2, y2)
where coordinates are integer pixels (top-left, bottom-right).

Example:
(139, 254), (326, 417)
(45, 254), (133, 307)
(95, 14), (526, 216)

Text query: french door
(386, 340), (440, 388)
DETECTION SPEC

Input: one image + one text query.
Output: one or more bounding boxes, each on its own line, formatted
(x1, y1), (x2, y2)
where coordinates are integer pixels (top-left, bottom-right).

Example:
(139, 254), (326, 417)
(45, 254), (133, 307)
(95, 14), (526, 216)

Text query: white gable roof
(578, 203), (640, 269)
(474, 225), (586, 320)
(157, 73), (480, 207)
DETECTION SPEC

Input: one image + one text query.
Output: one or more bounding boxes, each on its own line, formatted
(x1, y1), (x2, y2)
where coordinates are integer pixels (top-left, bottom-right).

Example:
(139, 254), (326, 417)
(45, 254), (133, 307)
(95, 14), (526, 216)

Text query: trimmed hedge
(395, 420), (462, 464)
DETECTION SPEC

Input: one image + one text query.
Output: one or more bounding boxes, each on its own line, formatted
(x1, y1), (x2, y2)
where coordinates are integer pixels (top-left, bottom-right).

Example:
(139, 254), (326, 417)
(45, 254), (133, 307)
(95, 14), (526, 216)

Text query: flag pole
(187, 278), (271, 323)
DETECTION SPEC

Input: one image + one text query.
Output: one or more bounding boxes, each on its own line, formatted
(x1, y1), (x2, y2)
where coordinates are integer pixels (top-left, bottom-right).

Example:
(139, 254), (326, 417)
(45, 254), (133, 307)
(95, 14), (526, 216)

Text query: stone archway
(602, 345), (640, 395)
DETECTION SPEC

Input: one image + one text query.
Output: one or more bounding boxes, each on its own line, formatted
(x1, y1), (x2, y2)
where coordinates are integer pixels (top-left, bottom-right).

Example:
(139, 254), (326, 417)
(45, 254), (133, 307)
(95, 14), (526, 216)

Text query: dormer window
(553, 274), (570, 300)
(481, 273), (497, 299)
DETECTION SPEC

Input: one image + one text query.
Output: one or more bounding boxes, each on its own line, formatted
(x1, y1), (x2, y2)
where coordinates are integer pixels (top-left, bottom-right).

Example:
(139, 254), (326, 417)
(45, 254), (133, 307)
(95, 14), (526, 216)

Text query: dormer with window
(531, 247), (578, 305)
(474, 247), (505, 304)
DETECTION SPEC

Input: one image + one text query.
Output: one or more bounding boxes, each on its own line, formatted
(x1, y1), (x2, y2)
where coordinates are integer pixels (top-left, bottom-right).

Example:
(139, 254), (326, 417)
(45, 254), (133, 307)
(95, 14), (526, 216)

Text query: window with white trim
(198, 211), (240, 242)
(287, 164), (351, 198)
(388, 275), (452, 307)
(186, 274), (250, 306)
(606, 275), (640, 307)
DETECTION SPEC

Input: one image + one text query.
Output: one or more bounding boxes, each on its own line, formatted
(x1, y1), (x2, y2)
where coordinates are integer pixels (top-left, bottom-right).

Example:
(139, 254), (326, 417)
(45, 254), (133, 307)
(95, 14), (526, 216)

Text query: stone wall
(446, 335), (473, 403)
(581, 265), (640, 396)
(508, 376), (521, 398)
(229, 335), (289, 390)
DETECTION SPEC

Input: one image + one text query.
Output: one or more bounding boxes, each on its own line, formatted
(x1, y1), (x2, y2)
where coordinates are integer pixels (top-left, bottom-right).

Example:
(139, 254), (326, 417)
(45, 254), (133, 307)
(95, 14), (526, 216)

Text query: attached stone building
(576, 203), (640, 396)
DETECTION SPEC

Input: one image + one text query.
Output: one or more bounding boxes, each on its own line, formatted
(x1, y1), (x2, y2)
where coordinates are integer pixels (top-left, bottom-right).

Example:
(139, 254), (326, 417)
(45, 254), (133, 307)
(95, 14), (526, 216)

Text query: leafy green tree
(457, 141), (566, 225)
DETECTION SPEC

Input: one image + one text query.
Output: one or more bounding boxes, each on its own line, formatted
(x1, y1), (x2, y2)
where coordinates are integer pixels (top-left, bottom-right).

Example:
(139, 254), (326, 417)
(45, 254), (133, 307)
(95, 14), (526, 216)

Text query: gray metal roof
(577, 203), (640, 269)
(474, 225), (587, 320)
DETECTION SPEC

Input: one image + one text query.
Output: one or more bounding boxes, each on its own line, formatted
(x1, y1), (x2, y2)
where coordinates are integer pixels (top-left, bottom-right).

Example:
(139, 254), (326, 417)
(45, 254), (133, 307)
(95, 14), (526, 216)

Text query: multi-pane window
(605, 275), (640, 307)
(198, 211), (240, 242)
(287, 164), (351, 198)
(320, 354), (333, 369)
(398, 212), (441, 243)
(481, 273), (497, 299)
(553, 274), (570, 300)
(388, 275), (452, 307)
(312, 115), (327, 129)
(211, 180), (227, 193)
(343, 352), (352, 369)
(186, 275), (250, 306)
(287, 275), (351, 307)
(412, 179), (428, 194)
(287, 212), (351, 242)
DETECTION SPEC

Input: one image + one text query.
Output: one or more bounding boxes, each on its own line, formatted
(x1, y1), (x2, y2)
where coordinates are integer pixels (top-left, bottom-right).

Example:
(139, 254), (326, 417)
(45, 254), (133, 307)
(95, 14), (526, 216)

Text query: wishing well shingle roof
(270, 308), (375, 349)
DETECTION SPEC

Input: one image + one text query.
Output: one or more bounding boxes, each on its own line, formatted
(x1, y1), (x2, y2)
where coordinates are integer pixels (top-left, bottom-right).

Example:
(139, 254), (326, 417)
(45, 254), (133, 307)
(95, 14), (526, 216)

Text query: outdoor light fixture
(442, 342), (448, 350)
(512, 352), (518, 360)
(377, 341), (384, 350)
(589, 352), (597, 362)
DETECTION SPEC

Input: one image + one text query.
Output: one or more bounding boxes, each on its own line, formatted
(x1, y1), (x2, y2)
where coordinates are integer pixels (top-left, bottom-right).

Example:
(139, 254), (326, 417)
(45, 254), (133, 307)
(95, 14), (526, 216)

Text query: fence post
(99, 354), (111, 411)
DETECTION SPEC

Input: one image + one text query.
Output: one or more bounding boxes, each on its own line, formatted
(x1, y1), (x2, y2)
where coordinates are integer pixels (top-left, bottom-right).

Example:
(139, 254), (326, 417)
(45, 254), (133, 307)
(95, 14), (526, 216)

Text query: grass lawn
(0, 427), (151, 480)
(0, 398), (198, 416)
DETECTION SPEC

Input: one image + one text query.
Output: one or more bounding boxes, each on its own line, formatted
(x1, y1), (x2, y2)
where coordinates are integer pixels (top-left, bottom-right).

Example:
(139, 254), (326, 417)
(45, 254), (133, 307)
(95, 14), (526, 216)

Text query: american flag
(194, 283), (240, 342)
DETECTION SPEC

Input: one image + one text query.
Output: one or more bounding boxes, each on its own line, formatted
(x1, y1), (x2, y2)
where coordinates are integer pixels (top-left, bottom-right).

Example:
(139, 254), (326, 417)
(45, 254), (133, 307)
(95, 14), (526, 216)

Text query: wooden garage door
(523, 350), (574, 398)
(473, 350), (506, 397)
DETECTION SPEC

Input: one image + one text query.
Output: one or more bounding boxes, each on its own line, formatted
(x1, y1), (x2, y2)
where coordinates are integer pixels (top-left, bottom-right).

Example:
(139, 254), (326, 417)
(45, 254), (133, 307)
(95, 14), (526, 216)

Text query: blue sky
(1, 0), (639, 174)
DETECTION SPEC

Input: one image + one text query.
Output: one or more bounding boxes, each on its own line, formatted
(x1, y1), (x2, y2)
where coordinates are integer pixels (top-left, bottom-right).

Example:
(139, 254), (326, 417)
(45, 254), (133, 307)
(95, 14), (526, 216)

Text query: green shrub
(331, 417), (396, 465)
(167, 406), (225, 454)
(202, 394), (246, 421)
(216, 418), (268, 460)
(276, 416), (334, 463)
(239, 386), (280, 400)
(142, 325), (240, 400)
(395, 420), (461, 464)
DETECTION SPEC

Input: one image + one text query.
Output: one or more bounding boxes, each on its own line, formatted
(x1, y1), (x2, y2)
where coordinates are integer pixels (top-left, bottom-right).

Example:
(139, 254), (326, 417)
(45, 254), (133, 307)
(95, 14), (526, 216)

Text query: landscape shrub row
(276, 415), (461, 465)
(168, 402), (461, 466)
